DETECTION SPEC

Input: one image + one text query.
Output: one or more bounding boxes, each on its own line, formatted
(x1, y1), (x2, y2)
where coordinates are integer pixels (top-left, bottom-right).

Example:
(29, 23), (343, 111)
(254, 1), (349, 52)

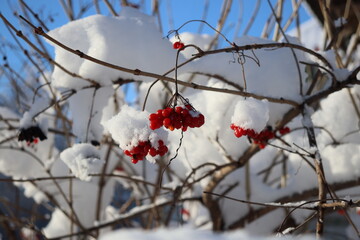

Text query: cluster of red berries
(18, 126), (47, 146)
(173, 41), (185, 49)
(27, 138), (39, 146)
(149, 105), (205, 131)
(337, 207), (360, 216)
(278, 126), (290, 135)
(124, 140), (168, 164)
(230, 124), (291, 149)
(337, 209), (346, 216)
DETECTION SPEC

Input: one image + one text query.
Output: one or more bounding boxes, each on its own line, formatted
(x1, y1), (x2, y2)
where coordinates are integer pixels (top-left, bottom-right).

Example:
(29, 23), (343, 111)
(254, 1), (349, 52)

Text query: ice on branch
(60, 143), (104, 181)
(104, 105), (168, 163)
(231, 97), (269, 133)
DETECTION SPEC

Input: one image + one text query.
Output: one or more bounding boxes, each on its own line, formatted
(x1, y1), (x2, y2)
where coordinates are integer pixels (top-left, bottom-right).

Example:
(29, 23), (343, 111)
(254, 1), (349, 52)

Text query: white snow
(60, 143), (104, 181)
(42, 208), (72, 238)
(231, 97), (269, 132)
(287, 18), (324, 50)
(99, 226), (315, 240)
(171, 32), (213, 59)
(48, 7), (183, 89)
(68, 86), (114, 143)
(19, 98), (50, 130)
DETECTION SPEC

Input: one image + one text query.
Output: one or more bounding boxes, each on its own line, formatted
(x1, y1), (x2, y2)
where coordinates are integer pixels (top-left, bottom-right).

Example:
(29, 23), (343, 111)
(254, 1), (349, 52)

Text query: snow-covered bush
(0, 1), (360, 239)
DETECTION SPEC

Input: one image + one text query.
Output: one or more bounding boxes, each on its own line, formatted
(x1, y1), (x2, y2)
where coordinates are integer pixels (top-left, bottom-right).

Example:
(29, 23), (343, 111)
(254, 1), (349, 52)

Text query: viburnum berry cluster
(18, 126), (47, 146)
(173, 41), (184, 49)
(124, 140), (168, 164)
(230, 124), (291, 149)
(104, 105), (170, 164)
(278, 126), (290, 135)
(149, 105), (205, 131)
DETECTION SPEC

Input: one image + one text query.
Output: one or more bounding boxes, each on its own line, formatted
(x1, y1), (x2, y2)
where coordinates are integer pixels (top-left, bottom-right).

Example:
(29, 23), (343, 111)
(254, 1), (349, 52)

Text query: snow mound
(60, 143), (104, 181)
(99, 226), (315, 240)
(231, 97), (269, 132)
(48, 7), (182, 89)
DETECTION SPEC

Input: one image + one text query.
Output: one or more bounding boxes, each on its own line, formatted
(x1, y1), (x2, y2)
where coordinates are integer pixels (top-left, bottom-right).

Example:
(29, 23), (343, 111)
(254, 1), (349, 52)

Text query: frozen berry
(162, 108), (173, 117)
(230, 124), (277, 149)
(279, 126), (290, 135)
(258, 143), (266, 149)
(163, 118), (172, 128)
(132, 159), (139, 164)
(149, 147), (157, 157)
(173, 42), (180, 49)
(124, 139), (169, 164)
(337, 209), (345, 215)
(173, 41), (184, 49)
(149, 104), (204, 132)
(175, 106), (183, 114)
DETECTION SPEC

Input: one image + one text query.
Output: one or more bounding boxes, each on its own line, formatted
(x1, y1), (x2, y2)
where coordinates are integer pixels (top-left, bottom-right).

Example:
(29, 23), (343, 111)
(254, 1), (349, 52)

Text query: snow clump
(104, 105), (168, 163)
(231, 97), (269, 132)
(60, 143), (104, 181)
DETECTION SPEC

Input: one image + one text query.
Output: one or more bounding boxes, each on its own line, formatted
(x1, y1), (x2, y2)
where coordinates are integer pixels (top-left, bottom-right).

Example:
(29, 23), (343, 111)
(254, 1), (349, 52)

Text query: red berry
(124, 150), (131, 156)
(158, 145), (168, 156)
(181, 208), (190, 217)
(174, 120), (182, 129)
(279, 127), (290, 135)
(184, 115), (193, 127)
(175, 106), (183, 114)
(115, 166), (124, 171)
(234, 127), (244, 138)
(197, 114), (205, 127)
(132, 146), (141, 154)
(173, 42), (185, 49)
(173, 41), (181, 49)
(258, 143), (266, 149)
(162, 108), (173, 117)
(337, 209), (345, 215)
(163, 118), (172, 128)
(149, 147), (157, 157)
(246, 129), (256, 138)
(181, 109), (189, 116)
(144, 143), (151, 153)
(132, 159), (139, 164)
(149, 113), (158, 120)
(267, 131), (275, 139)
(150, 121), (160, 130)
